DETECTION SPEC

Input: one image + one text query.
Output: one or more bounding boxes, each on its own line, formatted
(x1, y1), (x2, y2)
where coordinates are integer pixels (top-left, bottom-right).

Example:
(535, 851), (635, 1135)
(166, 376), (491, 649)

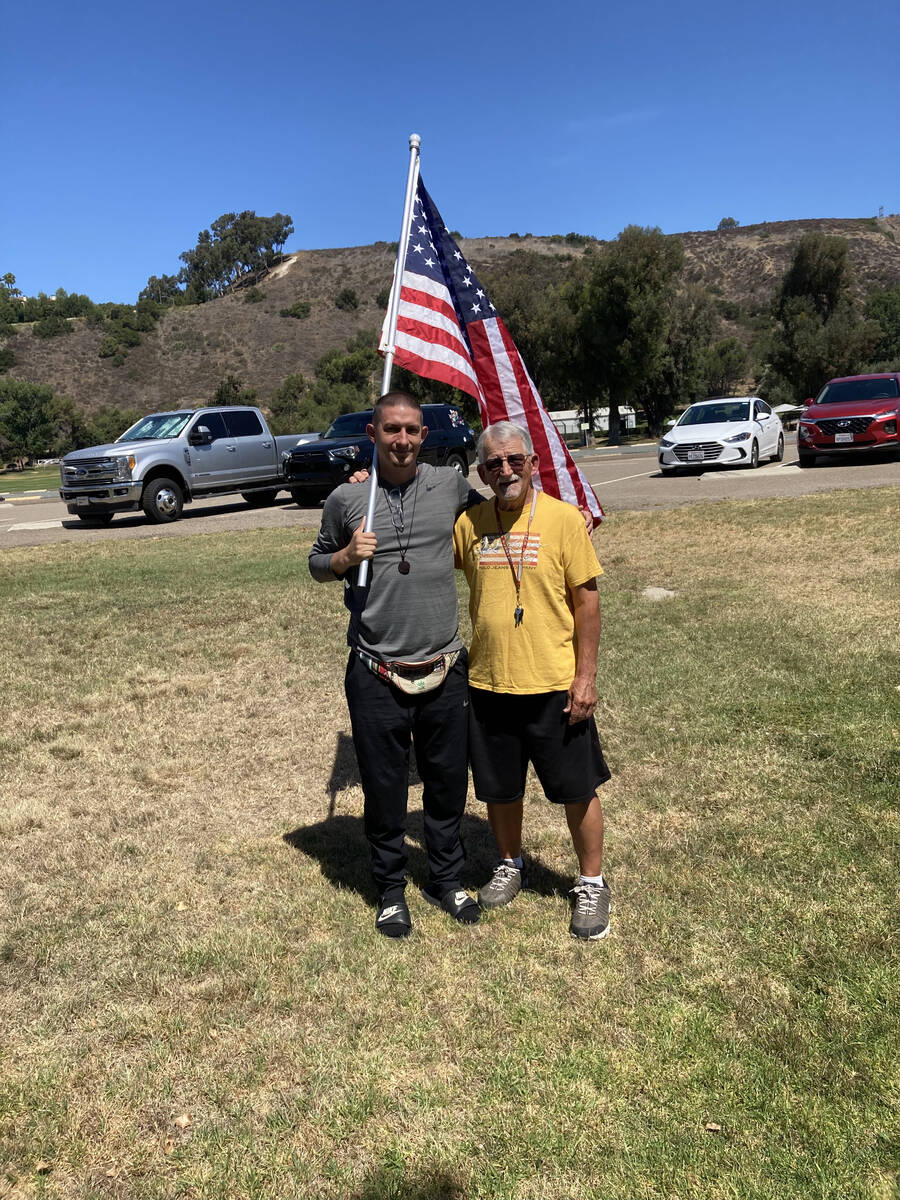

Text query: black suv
(284, 403), (476, 504)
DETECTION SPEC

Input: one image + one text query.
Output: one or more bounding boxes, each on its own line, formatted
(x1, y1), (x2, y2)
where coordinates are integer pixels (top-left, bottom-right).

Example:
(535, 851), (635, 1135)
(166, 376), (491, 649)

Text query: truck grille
(62, 458), (117, 485)
(672, 441), (722, 462)
(285, 452), (334, 480)
(814, 417), (873, 436)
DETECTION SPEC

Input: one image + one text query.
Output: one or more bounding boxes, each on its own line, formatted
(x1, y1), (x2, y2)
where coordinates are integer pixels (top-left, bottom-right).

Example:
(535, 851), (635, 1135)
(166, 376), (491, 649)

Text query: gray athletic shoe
(569, 881), (611, 940)
(478, 861), (524, 909)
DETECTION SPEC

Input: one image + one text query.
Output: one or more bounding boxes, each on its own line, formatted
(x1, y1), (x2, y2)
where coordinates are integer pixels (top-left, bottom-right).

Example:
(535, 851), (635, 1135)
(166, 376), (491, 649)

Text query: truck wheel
(142, 477), (183, 523)
(445, 453), (468, 475)
(290, 487), (328, 506)
(241, 490), (279, 507)
(76, 512), (114, 525)
(797, 449), (816, 468)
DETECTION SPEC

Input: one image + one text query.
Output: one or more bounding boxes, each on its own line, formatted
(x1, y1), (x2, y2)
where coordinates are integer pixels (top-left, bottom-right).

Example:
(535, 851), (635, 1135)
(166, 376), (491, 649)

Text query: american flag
(380, 179), (604, 525)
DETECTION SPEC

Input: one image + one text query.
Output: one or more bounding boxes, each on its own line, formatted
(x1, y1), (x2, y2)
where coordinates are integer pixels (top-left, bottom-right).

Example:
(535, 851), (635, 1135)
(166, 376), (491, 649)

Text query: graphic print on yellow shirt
(454, 491), (602, 695)
(476, 532), (540, 569)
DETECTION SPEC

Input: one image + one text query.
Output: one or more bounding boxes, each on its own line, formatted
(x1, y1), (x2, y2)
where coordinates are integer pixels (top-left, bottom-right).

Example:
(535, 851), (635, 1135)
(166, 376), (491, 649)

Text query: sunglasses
(483, 453), (529, 474)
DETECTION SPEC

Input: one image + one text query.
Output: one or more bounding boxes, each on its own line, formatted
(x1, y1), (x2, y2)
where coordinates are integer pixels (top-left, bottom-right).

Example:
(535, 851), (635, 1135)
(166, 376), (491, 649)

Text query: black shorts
(468, 687), (611, 806)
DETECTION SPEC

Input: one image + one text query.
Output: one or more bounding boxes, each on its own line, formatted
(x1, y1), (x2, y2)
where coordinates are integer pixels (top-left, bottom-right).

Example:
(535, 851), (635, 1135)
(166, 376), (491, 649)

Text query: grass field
(0, 467), (59, 494)
(1, 489), (897, 1200)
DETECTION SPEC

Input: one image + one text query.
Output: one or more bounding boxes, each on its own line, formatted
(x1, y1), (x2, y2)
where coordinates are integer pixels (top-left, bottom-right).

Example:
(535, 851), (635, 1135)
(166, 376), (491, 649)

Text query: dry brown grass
(1, 489), (897, 1198)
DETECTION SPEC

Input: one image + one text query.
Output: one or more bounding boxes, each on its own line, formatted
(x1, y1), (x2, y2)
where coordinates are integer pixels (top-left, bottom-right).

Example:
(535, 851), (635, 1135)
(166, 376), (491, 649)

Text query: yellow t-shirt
(454, 490), (602, 694)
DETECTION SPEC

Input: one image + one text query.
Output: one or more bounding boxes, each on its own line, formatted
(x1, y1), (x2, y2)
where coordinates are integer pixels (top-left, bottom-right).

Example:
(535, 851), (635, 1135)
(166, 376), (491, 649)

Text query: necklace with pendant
(494, 489), (537, 626)
(385, 476), (419, 574)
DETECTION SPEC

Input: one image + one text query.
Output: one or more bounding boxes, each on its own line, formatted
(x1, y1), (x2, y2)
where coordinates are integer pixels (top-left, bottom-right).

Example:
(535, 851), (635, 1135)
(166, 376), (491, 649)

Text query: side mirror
(189, 425), (212, 445)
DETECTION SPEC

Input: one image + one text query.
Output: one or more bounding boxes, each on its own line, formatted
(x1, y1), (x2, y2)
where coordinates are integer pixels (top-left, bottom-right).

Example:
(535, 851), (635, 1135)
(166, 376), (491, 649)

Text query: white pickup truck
(59, 406), (305, 524)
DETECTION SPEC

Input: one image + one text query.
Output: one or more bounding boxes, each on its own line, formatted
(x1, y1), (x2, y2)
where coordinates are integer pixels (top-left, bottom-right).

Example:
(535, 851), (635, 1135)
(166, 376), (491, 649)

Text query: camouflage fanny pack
(353, 646), (461, 695)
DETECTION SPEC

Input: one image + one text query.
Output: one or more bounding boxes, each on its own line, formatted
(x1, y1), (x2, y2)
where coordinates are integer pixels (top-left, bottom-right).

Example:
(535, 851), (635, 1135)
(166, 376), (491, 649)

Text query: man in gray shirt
(308, 392), (481, 938)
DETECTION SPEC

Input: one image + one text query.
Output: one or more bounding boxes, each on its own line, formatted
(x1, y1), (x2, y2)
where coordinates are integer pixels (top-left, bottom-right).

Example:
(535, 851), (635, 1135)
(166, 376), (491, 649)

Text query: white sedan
(658, 397), (785, 473)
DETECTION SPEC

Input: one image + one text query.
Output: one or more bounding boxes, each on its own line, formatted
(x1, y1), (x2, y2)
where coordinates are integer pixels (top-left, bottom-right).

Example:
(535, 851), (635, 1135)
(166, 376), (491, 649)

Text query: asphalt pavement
(1, 442), (897, 549)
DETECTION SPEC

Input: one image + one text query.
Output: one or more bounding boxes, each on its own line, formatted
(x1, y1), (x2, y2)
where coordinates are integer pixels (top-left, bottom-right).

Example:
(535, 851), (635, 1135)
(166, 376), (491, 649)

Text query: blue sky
(4, 0), (898, 303)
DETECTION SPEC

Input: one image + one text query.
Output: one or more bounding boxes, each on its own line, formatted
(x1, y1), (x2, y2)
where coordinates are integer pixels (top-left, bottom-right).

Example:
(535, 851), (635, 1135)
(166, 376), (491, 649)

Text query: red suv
(797, 373), (900, 467)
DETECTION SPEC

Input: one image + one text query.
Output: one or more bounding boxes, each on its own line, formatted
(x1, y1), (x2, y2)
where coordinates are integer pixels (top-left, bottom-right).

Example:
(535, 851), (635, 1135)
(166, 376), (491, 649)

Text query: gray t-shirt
(309, 464), (480, 662)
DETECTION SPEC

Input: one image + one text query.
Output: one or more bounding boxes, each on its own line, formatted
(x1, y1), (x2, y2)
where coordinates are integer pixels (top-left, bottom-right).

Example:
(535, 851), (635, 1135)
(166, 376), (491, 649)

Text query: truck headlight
(329, 446), (359, 463)
(113, 455), (135, 481)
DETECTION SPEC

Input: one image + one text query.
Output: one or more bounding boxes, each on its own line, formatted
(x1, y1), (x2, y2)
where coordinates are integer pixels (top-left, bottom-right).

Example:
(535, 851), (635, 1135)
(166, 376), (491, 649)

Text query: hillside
(7, 215), (900, 419)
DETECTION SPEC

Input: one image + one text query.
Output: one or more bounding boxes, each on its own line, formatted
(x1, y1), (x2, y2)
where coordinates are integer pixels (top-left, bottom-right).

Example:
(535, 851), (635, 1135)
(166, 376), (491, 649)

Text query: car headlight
(659, 438), (675, 448)
(724, 432), (751, 443)
(113, 455), (135, 480)
(329, 446), (359, 463)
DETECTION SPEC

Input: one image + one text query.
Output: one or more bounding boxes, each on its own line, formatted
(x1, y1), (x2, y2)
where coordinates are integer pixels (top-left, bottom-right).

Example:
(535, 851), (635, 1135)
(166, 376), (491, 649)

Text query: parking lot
(1, 444), (897, 549)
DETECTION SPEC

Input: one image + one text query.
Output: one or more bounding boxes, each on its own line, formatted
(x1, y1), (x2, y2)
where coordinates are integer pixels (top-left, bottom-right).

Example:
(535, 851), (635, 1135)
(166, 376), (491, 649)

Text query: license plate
(834, 433), (854, 443)
(687, 450), (704, 463)
(76, 496), (89, 507)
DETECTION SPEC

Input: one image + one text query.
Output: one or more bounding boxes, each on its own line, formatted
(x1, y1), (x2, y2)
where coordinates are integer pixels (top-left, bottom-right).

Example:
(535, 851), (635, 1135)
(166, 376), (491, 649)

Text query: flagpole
(358, 132), (421, 588)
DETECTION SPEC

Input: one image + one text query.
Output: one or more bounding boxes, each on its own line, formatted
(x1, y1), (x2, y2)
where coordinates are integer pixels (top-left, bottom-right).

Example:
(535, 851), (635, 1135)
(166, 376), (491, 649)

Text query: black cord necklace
(384, 475), (419, 574)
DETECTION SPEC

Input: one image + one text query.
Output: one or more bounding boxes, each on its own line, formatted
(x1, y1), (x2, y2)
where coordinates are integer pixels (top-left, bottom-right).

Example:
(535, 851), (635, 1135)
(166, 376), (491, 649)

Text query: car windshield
(677, 401), (749, 425)
(324, 412), (372, 438)
(816, 378), (899, 404)
(117, 413), (193, 442)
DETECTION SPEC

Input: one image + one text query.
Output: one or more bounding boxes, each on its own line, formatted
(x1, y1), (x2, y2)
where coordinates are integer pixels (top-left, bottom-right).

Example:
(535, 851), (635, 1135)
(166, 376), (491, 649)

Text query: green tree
(0, 379), (56, 465)
(700, 337), (750, 397)
(84, 405), (140, 446)
(334, 288), (360, 312)
(717, 217), (739, 230)
(480, 250), (573, 410)
(777, 232), (850, 320)
(640, 285), (717, 434)
(563, 227), (685, 443)
(32, 312), (72, 339)
(865, 284), (900, 364)
(764, 233), (881, 400)
(140, 274), (182, 304)
(48, 394), (90, 455)
(179, 211), (294, 299)
(268, 373), (310, 434)
(280, 300), (310, 319)
(213, 374), (257, 406)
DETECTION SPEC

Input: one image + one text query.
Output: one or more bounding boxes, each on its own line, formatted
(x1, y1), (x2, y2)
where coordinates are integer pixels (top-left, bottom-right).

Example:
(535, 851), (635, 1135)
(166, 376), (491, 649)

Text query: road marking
(6, 520), (64, 531)
(593, 470), (657, 486)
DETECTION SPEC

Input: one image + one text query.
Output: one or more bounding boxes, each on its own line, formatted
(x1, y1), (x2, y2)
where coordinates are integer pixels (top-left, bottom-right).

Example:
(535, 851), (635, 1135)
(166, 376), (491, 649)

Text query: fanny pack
(353, 646), (461, 695)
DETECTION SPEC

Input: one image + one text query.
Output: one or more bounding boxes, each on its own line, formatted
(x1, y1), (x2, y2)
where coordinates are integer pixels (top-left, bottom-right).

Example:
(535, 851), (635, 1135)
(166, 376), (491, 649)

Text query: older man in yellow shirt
(453, 421), (611, 940)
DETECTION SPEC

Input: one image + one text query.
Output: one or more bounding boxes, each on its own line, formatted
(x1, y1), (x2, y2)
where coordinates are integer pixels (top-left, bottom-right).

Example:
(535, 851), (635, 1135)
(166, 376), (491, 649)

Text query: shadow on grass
(351, 1165), (465, 1200)
(285, 742), (574, 904)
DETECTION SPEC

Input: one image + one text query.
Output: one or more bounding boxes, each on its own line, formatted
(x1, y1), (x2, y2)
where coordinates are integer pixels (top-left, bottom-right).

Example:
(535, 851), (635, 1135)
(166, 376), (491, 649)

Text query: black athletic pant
(344, 650), (469, 896)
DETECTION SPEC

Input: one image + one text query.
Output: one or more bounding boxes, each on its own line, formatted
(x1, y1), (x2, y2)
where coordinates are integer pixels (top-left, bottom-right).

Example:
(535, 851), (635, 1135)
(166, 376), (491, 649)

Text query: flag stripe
(396, 306), (470, 356)
(391, 340), (483, 396)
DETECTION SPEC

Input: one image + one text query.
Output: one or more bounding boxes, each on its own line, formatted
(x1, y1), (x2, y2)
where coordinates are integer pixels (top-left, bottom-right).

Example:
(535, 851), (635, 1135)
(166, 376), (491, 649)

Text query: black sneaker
(569, 881), (611, 940)
(478, 861), (525, 909)
(422, 884), (481, 924)
(375, 892), (411, 939)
